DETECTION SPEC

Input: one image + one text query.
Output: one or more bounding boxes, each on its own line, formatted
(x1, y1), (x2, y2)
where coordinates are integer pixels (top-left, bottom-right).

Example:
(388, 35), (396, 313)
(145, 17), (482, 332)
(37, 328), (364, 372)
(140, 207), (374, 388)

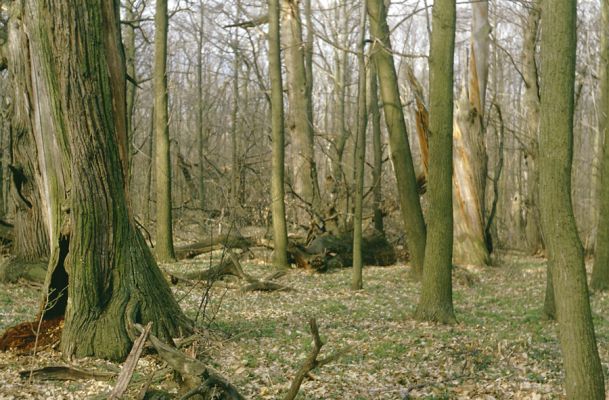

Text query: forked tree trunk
(452, 2), (491, 266)
(366, 0), (426, 277)
(14, 0), (191, 361)
(538, 0), (605, 397)
(415, 0), (456, 324)
(590, 0), (609, 291)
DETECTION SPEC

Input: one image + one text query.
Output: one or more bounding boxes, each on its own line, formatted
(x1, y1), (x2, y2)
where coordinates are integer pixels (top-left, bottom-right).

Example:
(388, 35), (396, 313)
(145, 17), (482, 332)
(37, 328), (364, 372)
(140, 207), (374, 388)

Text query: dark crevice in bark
(44, 235), (69, 320)
(8, 165), (32, 208)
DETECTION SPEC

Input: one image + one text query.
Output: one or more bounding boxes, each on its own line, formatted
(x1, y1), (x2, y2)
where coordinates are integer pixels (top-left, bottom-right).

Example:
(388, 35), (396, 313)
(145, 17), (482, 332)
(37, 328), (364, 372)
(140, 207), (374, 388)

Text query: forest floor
(1, 251), (609, 399)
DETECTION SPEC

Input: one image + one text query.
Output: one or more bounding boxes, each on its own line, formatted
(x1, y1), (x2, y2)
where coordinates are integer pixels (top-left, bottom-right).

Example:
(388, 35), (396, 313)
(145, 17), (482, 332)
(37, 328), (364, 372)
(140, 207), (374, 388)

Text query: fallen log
(288, 232), (397, 272)
(0, 258), (47, 284)
(175, 234), (252, 260)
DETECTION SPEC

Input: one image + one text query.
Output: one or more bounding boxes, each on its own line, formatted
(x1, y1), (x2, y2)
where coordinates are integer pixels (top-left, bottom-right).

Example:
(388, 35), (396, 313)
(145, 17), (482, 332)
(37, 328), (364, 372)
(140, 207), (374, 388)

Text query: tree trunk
(269, 0), (289, 268)
(15, 0), (191, 361)
(369, 62), (384, 234)
(522, 0), (544, 255)
(154, 0), (176, 262)
(351, 1), (367, 291)
(452, 1), (491, 266)
(590, 0), (609, 292)
(414, 0), (456, 324)
(124, 0), (137, 182)
(538, 1), (605, 397)
(366, 0), (426, 278)
(197, 1), (206, 211)
(281, 0), (321, 220)
(5, 2), (49, 263)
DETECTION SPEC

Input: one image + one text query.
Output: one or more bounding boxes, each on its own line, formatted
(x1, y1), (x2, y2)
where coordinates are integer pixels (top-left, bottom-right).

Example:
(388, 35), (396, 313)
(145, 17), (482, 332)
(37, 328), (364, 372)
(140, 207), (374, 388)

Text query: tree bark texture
(281, 0), (321, 219)
(369, 62), (385, 234)
(590, 0), (609, 291)
(366, 0), (426, 278)
(452, 1), (491, 266)
(14, 0), (191, 361)
(415, 0), (456, 324)
(154, 0), (176, 262)
(269, 0), (289, 268)
(538, 0), (605, 397)
(6, 4), (49, 262)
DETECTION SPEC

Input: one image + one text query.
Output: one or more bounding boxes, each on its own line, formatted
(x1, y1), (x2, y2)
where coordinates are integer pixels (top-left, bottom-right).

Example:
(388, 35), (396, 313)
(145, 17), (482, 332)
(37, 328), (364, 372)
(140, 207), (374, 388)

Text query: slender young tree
(269, 0), (289, 268)
(7, 0), (191, 360)
(366, 0), (426, 278)
(154, 0), (176, 261)
(538, 0), (605, 397)
(414, 0), (456, 324)
(351, 0), (367, 291)
(197, 0), (206, 210)
(369, 62), (384, 234)
(590, 0), (609, 292)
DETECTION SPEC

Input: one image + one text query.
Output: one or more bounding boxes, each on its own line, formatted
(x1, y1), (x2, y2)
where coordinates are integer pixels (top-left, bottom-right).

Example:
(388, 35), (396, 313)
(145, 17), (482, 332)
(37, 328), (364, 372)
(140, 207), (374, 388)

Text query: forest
(0, 0), (607, 398)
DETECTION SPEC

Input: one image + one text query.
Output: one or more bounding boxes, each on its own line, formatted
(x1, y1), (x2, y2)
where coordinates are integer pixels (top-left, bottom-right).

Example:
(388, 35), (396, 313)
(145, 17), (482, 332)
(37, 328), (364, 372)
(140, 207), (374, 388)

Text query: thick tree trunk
(269, 0), (289, 268)
(154, 0), (176, 262)
(452, 2), (491, 266)
(366, 0), (426, 278)
(415, 0), (456, 324)
(15, 0), (191, 361)
(538, 1), (605, 397)
(590, 0), (609, 291)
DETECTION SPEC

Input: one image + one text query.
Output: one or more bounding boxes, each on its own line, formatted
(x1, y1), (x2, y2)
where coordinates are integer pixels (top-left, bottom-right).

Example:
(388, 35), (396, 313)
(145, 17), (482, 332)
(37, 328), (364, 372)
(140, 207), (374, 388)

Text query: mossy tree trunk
(366, 0), (426, 278)
(414, 0), (456, 324)
(153, 0), (176, 262)
(13, 0), (191, 361)
(538, 0), (605, 397)
(590, 0), (609, 292)
(269, 0), (289, 268)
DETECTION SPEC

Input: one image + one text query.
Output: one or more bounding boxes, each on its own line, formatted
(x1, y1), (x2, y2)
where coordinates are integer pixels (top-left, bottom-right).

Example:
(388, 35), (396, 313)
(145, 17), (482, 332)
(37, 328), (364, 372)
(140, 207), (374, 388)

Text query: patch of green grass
(371, 341), (408, 360)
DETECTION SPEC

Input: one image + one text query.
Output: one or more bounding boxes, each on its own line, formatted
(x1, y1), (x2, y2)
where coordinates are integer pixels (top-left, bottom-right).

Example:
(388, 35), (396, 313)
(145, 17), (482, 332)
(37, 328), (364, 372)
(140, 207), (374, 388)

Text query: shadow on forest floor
(1, 252), (609, 399)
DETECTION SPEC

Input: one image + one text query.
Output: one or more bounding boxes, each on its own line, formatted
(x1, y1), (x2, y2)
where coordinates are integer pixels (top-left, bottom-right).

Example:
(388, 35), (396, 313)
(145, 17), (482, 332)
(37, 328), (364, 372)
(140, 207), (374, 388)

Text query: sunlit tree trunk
(269, 0), (289, 268)
(415, 0), (456, 324)
(154, 0), (176, 261)
(538, 0), (605, 397)
(452, 1), (491, 266)
(590, 0), (609, 291)
(351, 1), (367, 291)
(12, 0), (191, 360)
(5, 5), (49, 263)
(366, 0), (426, 278)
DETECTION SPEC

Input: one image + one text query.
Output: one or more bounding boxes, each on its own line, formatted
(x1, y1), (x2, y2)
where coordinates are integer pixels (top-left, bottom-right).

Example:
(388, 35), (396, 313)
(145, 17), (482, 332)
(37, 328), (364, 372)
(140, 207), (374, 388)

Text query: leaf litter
(1, 252), (609, 399)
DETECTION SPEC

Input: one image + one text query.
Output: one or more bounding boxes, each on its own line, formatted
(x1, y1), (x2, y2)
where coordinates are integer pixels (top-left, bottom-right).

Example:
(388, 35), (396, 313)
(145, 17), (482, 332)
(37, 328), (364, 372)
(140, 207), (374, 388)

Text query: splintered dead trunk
(452, 2), (491, 266)
(17, 1), (191, 361)
(538, 0), (605, 397)
(6, 8), (49, 262)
